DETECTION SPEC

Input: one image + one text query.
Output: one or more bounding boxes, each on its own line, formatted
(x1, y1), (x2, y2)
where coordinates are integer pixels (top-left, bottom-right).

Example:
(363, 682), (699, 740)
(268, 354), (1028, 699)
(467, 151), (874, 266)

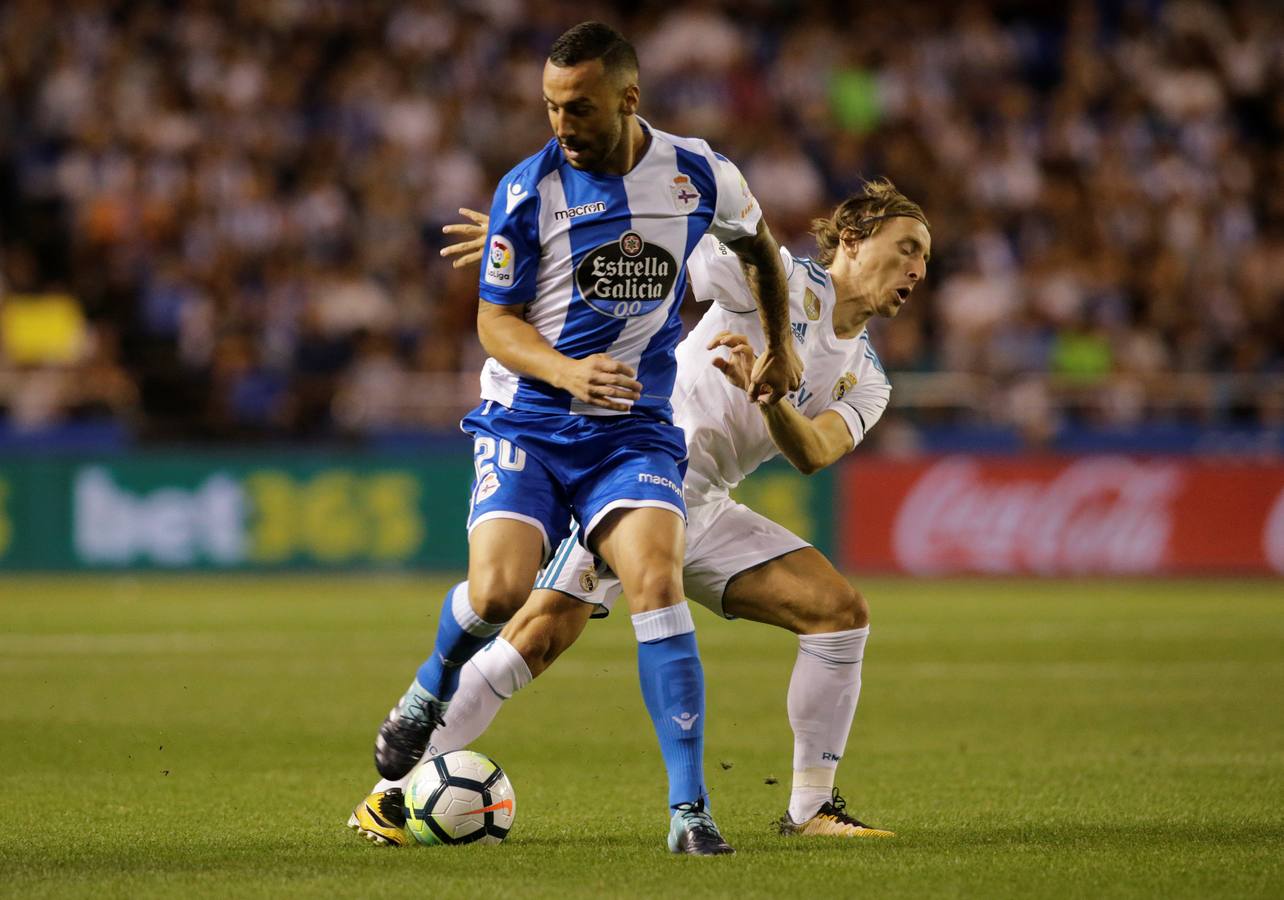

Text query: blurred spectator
(0, 0), (1280, 443)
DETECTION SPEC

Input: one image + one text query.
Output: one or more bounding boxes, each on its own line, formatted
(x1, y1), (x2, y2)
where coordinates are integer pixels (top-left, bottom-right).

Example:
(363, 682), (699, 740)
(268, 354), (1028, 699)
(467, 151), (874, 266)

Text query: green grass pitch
(1, 576), (1281, 898)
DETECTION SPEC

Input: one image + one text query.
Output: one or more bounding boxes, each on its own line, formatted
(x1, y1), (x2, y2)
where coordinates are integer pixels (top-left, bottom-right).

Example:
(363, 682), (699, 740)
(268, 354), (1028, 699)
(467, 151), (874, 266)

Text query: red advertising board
(840, 456), (1284, 575)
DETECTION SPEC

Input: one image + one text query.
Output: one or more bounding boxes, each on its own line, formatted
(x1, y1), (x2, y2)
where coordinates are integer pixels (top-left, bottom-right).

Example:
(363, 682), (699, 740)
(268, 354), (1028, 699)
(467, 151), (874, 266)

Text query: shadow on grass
(800, 821), (1284, 851)
(8, 818), (1281, 880)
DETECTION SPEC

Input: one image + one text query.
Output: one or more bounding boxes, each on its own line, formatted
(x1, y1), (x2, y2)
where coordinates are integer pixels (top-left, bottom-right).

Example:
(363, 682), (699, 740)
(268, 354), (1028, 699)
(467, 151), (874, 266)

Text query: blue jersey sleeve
(479, 173), (542, 306)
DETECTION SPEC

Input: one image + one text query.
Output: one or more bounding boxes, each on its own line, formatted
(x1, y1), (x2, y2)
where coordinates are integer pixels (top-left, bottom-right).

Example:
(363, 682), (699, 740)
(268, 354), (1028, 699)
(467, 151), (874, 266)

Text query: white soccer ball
(403, 750), (516, 846)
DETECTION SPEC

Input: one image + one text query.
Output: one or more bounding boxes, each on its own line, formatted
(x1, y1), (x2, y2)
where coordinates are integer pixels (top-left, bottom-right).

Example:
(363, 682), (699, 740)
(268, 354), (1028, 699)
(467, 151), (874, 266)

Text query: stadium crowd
(1, 0), (1281, 442)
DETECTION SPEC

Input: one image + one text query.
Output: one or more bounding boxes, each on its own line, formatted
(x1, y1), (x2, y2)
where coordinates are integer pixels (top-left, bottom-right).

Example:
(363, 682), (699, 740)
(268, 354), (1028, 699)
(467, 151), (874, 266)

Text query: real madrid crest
(670, 175), (701, 214)
(579, 569), (599, 593)
(803, 288), (821, 321)
(832, 372), (858, 401)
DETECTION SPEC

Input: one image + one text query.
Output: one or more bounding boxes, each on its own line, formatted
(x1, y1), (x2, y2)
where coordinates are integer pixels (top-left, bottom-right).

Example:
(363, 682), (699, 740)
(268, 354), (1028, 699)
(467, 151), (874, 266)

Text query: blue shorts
(461, 402), (688, 559)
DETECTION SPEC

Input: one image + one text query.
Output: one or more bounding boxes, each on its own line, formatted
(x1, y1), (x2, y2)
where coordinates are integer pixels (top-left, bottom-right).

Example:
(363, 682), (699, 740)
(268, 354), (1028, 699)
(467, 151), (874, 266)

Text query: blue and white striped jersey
(477, 119), (762, 421)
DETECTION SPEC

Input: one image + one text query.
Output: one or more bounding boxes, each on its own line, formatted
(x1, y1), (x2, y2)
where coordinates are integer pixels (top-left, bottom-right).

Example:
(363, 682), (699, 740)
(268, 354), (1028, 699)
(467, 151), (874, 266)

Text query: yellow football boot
(778, 789), (895, 839)
(347, 789), (410, 847)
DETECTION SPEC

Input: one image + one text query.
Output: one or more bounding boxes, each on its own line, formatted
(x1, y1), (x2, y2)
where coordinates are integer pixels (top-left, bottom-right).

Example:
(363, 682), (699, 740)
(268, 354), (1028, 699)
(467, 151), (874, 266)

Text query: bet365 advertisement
(0, 454), (834, 571)
(839, 456), (1284, 575)
(0, 455), (475, 570)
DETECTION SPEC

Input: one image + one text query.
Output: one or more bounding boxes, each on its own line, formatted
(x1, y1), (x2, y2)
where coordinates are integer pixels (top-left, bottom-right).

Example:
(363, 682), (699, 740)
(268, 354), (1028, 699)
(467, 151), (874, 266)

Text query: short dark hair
(548, 21), (639, 80)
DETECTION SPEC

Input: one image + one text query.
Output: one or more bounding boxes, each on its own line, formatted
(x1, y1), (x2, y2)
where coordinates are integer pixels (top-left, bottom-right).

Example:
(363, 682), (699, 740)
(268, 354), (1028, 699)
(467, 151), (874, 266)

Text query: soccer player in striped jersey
(352, 180), (930, 845)
(365, 22), (802, 856)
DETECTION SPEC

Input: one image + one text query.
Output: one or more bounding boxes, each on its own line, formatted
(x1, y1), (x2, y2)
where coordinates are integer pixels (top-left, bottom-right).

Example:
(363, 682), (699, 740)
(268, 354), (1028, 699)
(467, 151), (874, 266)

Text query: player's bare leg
(592, 506), (686, 612)
(373, 519), (545, 782)
(722, 546), (868, 634)
(594, 507), (733, 855)
(722, 547), (893, 837)
(466, 518), (551, 622)
(500, 589), (595, 677)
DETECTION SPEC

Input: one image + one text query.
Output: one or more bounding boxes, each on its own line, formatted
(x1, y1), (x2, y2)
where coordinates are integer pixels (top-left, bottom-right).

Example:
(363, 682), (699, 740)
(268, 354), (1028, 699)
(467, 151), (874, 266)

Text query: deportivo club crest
(804, 288), (821, 321)
(475, 471), (500, 502)
(832, 372), (858, 401)
(670, 175), (701, 214)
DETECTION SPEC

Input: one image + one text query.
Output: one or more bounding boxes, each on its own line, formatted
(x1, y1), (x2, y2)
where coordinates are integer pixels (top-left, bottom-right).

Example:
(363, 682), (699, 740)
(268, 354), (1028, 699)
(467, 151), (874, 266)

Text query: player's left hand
(440, 208), (490, 269)
(707, 331), (757, 393)
(748, 340), (803, 405)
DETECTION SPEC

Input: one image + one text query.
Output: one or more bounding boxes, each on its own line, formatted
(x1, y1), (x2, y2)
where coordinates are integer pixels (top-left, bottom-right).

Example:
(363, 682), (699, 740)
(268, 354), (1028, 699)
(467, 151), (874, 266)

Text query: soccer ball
(402, 750), (516, 846)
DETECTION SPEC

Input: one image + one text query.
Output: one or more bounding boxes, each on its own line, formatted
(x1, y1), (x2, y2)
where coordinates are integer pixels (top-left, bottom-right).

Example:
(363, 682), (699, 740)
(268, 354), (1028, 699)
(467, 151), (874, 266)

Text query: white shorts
(532, 494), (811, 619)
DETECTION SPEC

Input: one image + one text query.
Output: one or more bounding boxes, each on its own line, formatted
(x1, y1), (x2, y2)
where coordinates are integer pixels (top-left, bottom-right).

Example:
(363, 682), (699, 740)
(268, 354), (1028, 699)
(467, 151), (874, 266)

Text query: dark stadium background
(1, 0), (1281, 570)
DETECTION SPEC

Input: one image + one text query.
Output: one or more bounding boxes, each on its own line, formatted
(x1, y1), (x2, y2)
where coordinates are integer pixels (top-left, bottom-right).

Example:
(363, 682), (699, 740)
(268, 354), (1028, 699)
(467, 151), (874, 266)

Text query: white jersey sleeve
(685, 236), (757, 313)
(824, 333), (892, 449)
(706, 153), (762, 244)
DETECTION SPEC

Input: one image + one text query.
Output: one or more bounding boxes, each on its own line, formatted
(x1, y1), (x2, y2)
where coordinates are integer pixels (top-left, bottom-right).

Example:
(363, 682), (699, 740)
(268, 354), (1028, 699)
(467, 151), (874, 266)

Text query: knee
(500, 591), (582, 677)
(624, 565), (685, 613)
(800, 582), (869, 634)
(465, 572), (530, 622)
(848, 587), (871, 630)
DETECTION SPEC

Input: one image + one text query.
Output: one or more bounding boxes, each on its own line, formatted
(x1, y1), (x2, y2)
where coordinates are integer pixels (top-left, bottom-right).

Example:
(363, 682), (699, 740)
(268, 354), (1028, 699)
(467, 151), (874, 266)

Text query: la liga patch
(484, 235), (516, 287)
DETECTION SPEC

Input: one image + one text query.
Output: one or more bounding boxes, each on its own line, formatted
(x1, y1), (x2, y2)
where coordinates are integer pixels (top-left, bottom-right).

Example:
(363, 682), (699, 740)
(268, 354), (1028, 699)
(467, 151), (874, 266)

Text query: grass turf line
(0, 576), (1281, 898)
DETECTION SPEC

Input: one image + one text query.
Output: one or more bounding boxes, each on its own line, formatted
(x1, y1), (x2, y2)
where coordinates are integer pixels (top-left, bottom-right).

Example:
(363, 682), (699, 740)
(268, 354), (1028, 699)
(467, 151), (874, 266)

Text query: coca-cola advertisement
(841, 457), (1284, 576)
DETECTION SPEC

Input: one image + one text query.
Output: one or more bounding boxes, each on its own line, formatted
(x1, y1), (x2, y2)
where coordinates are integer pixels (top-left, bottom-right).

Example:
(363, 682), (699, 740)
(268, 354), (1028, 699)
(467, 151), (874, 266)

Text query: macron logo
(672, 712), (700, 731)
(554, 201), (607, 221)
(505, 182), (529, 215)
(638, 473), (682, 496)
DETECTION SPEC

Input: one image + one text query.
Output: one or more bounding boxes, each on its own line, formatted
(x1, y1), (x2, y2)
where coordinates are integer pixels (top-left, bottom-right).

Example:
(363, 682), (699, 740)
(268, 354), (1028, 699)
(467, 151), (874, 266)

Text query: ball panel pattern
(401, 750), (516, 846)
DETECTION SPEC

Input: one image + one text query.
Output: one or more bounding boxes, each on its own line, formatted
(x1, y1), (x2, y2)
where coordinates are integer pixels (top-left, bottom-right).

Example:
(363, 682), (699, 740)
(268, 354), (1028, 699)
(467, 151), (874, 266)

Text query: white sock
(370, 637), (533, 795)
(787, 626), (869, 823)
(630, 602), (695, 642)
(470, 636), (534, 698)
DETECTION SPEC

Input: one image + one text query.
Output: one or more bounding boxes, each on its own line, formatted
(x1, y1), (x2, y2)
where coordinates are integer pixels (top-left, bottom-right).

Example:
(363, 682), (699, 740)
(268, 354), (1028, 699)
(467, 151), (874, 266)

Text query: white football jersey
(477, 119), (761, 421)
(675, 237), (892, 503)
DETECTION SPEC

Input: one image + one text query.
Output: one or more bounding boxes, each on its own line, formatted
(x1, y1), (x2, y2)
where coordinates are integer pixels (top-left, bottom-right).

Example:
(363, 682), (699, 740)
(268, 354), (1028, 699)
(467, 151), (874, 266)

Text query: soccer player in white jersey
(352, 180), (931, 845)
(363, 22), (802, 856)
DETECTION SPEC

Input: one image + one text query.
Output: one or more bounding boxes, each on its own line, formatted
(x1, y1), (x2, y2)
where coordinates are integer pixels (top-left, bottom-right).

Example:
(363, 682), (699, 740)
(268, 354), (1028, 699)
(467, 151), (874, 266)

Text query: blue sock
(415, 582), (502, 702)
(634, 603), (707, 811)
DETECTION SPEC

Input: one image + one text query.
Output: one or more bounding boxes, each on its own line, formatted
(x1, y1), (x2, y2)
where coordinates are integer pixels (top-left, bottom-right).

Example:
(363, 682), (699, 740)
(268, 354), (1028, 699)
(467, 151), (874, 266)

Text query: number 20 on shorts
(473, 437), (527, 480)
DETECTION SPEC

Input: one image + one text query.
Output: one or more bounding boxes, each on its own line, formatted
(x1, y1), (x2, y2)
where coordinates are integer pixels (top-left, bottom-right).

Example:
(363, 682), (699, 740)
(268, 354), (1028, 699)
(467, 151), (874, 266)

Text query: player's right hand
(440, 208), (490, 269)
(707, 331), (757, 394)
(556, 353), (643, 412)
